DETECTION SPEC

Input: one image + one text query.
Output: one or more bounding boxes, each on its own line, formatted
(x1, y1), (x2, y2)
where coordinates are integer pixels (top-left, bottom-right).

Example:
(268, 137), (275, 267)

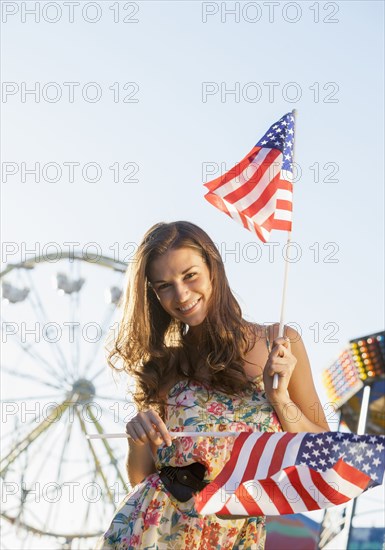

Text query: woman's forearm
(126, 440), (157, 487)
(270, 395), (329, 433)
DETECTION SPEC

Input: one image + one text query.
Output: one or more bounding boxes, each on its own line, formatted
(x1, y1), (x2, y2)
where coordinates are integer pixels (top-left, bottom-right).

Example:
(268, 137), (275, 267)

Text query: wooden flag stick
(86, 431), (243, 440)
(273, 109), (297, 390)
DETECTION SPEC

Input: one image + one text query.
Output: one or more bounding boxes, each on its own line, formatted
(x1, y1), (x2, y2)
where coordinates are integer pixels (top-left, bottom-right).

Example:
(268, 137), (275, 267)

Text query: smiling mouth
(177, 298), (201, 313)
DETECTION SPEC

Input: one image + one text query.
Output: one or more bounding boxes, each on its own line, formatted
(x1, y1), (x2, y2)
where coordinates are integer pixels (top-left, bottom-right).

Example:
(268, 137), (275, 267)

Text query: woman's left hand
(263, 336), (297, 400)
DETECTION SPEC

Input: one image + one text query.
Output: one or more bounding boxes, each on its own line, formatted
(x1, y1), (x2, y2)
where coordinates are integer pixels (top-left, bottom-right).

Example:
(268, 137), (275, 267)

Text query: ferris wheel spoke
(23, 419), (67, 494)
(79, 450), (98, 531)
(2, 429), (64, 540)
(69, 260), (82, 379)
(1, 317), (69, 386)
(95, 399), (134, 424)
(85, 405), (127, 488)
(80, 305), (116, 379)
(5, 446), (51, 534)
(31, 408), (72, 486)
(9, 472), (28, 538)
(96, 402), (134, 428)
(3, 393), (65, 402)
(91, 371), (129, 396)
(96, 395), (132, 404)
(0, 398), (74, 475)
(4, 410), (80, 538)
(75, 408), (118, 504)
(90, 364), (109, 382)
(1, 414), (44, 448)
(41, 413), (74, 535)
(1, 365), (65, 391)
(72, 292), (81, 380)
(81, 469), (98, 531)
(42, 449), (126, 487)
(23, 270), (73, 380)
(81, 461), (116, 532)
(55, 409), (75, 483)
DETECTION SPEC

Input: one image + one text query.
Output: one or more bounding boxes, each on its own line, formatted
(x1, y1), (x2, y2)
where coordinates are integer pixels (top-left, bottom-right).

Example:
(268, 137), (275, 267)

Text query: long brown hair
(106, 221), (259, 417)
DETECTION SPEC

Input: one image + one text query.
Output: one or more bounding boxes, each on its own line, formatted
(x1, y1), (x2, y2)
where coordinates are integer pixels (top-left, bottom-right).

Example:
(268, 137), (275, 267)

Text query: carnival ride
(1, 251), (132, 549)
(319, 330), (385, 549)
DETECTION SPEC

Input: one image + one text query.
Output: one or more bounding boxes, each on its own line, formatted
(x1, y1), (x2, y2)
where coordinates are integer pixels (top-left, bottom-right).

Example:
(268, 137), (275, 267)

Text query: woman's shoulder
(241, 322), (269, 379)
(241, 321), (301, 378)
(244, 321), (268, 344)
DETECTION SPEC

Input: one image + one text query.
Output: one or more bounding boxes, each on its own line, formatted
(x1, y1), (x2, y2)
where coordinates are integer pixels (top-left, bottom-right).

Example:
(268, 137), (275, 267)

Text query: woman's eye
(157, 273), (197, 291)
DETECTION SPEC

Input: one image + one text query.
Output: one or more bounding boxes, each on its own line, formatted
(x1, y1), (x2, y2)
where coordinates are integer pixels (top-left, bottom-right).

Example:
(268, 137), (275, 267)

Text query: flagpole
(273, 109), (297, 390)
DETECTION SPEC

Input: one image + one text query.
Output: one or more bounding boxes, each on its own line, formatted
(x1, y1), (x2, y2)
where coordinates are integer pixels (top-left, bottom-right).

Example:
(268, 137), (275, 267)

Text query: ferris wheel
(1, 251), (134, 549)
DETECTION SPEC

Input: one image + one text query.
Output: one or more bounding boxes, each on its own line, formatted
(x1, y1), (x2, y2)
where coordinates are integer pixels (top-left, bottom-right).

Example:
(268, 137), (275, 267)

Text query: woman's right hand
(125, 409), (173, 447)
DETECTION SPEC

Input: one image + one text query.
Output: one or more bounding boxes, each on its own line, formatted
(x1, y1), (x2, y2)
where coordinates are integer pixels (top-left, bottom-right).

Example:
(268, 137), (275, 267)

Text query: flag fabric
(203, 111), (295, 243)
(194, 431), (385, 517)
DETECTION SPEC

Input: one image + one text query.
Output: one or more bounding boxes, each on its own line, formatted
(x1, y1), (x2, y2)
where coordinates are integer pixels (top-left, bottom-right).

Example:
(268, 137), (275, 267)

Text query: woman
(96, 221), (328, 549)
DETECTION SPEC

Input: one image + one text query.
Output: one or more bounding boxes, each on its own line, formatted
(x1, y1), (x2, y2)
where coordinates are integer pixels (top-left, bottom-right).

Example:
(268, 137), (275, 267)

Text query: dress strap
(265, 325), (272, 353)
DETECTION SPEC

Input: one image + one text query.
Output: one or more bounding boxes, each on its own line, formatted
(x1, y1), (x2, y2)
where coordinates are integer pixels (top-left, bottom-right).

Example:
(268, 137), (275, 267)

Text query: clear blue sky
(2, 0), (384, 546)
(3, 0), (384, 402)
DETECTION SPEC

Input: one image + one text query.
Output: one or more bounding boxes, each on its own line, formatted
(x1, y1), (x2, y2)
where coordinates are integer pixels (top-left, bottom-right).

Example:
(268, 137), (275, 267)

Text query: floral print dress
(95, 368), (283, 550)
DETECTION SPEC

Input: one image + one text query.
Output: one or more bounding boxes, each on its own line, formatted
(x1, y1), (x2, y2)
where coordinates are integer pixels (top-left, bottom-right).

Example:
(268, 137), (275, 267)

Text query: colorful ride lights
(349, 331), (385, 380)
(322, 350), (363, 406)
(323, 332), (384, 406)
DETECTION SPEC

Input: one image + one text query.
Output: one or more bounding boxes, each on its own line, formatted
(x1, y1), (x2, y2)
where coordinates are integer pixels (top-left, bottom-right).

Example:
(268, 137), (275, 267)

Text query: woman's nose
(174, 283), (189, 302)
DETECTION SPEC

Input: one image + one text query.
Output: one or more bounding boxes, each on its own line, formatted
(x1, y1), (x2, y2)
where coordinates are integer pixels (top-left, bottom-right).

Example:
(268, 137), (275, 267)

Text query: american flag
(194, 432), (385, 516)
(203, 112), (295, 243)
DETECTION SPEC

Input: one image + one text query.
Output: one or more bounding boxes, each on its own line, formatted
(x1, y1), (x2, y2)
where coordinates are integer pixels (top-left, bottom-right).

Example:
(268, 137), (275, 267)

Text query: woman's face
(148, 247), (212, 327)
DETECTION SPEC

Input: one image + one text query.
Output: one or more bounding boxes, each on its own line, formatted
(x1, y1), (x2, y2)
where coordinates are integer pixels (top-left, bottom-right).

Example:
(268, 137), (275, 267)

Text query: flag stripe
(267, 432), (298, 477)
(224, 433), (267, 488)
(270, 218), (292, 230)
(222, 149), (281, 205)
(260, 478), (295, 515)
(203, 146), (262, 192)
(285, 466), (320, 510)
(232, 484), (265, 516)
(277, 179), (293, 191)
(276, 200), (293, 212)
(199, 432), (255, 495)
(218, 147), (274, 199)
(308, 463), (369, 507)
(241, 432), (275, 482)
(281, 169), (293, 183)
(230, 461), (370, 516)
(280, 433), (306, 470)
(334, 459), (372, 490)
(204, 193), (273, 243)
(242, 172), (281, 219)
